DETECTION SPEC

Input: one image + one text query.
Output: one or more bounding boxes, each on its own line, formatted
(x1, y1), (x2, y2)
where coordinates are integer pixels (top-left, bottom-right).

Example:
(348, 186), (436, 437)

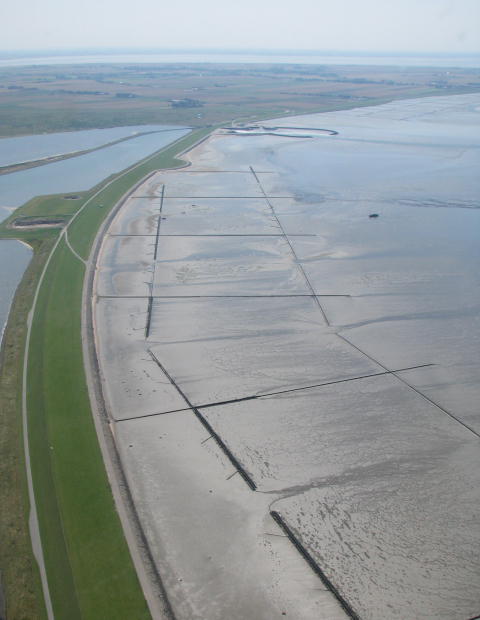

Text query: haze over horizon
(1, 0), (479, 55)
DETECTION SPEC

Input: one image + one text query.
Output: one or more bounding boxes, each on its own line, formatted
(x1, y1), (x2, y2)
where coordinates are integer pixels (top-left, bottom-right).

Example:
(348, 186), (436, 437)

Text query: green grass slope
(0, 125), (214, 620)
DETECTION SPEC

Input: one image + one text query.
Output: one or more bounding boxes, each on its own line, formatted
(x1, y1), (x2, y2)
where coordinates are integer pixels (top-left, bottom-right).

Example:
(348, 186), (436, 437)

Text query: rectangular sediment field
(95, 94), (480, 620)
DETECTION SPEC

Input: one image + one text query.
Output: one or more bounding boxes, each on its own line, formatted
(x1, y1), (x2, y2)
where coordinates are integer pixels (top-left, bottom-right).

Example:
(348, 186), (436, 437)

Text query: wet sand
(94, 94), (480, 620)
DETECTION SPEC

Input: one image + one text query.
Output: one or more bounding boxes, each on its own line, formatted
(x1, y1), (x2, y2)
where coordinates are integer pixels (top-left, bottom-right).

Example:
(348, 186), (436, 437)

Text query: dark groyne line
(225, 131), (312, 138)
(145, 286), (154, 339)
(297, 263), (329, 324)
(109, 233), (318, 237)
(148, 350), (257, 490)
(116, 363), (435, 423)
(97, 294), (352, 299)
(261, 126), (339, 135)
(336, 333), (480, 440)
(145, 196), (295, 199)
(153, 186), (165, 261)
(145, 185), (165, 339)
(141, 170), (276, 174)
(270, 511), (361, 620)
(249, 166), (330, 325)
(85, 169), (176, 620)
(393, 368), (480, 439)
(400, 203), (480, 210)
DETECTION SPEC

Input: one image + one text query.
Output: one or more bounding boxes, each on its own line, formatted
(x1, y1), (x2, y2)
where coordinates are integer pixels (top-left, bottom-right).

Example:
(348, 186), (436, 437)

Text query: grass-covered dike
(0, 125), (215, 620)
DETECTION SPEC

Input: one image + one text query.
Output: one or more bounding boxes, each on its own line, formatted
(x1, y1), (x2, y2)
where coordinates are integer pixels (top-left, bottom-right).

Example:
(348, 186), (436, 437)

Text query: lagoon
(0, 124), (186, 169)
(0, 240), (32, 344)
(0, 124), (189, 352)
(0, 125), (189, 213)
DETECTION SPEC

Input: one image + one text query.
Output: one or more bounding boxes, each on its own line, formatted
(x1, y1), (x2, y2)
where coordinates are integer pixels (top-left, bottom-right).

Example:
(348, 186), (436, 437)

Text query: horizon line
(1, 48), (480, 60)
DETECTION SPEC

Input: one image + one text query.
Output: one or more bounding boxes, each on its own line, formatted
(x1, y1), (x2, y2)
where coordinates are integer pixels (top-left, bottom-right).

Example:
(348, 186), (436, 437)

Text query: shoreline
(0, 239), (33, 365)
(83, 169), (173, 619)
(0, 125), (216, 620)
(90, 142), (350, 619)
(2, 91), (477, 618)
(79, 128), (230, 617)
(90, 93), (480, 619)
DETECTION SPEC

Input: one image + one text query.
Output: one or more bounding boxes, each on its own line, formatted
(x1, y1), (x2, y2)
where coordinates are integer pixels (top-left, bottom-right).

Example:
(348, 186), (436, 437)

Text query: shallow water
(95, 93), (480, 620)
(0, 239), (32, 343)
(0, 124), (186, 168)
(0, 127), (190, 211)
(0, 124), (189, 356)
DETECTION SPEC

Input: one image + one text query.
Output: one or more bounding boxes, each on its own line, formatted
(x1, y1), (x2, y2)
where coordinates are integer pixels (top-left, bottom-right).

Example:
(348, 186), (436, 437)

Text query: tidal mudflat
(95, 94), (480, 620)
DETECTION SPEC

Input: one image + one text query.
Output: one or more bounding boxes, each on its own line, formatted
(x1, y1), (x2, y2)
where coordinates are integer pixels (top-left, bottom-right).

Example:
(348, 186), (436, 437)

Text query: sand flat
(95, 94), (480, 620)
(148, 296), (379, 406)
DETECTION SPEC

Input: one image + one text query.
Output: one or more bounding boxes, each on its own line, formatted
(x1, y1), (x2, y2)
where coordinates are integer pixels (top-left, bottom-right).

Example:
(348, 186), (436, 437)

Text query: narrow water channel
(0, 237), (32, 348)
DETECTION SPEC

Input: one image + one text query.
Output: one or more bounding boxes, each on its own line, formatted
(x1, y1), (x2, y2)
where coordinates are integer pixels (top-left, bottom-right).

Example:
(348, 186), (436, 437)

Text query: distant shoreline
(1, 51), (480, 69)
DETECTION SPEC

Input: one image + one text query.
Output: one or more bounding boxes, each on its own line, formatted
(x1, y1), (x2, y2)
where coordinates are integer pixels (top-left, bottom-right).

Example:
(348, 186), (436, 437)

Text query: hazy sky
(1, 0), (479, 53)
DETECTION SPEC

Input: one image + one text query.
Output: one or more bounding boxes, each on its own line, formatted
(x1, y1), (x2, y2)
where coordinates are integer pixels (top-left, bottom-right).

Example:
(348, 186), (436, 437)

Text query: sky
(1, 0), (479, 54)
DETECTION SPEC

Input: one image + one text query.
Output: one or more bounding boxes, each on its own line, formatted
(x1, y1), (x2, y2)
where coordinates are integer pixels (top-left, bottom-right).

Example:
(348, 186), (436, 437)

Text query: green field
(0, 233), (56, 620)
(0, 126), (213, 620)
(1, 62), (478, 137)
